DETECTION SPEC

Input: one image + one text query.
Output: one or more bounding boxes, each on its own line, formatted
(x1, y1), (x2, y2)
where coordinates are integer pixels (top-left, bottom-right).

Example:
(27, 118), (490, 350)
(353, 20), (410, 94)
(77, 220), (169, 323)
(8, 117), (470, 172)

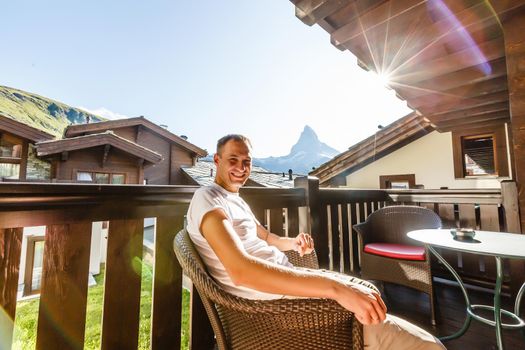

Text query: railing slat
(101, 219), (144, 350)
(480, 205), (500, 278)
(458, 204), (480, 276)
(436, 204), (460, 271)
(349, 203), (359, 272)
(287, 206), (300, 237)
(330, 204), (340, 272)
(270, 208), (284, 236)
(36, 222), (92, 350)
(151, 216), (185, 350)
(0, 227), (23, 350)
(341, 204), (351, 274)
(189, 285), (215, 349)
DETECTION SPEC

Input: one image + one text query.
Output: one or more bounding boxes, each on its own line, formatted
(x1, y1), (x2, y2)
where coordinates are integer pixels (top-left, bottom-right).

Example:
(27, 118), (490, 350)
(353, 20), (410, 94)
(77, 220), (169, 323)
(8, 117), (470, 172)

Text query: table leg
(427, 246), (472, 341)
(494, 257), (504, 350)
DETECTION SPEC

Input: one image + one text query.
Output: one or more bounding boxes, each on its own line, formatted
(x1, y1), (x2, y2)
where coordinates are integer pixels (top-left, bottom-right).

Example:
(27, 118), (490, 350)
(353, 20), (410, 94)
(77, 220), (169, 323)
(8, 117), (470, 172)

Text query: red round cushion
(364, 243), (426, 261)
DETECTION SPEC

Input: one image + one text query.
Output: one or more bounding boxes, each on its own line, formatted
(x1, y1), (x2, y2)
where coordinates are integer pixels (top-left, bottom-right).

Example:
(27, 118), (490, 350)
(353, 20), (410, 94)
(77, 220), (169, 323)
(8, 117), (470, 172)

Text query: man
(187, 134), (445, 349)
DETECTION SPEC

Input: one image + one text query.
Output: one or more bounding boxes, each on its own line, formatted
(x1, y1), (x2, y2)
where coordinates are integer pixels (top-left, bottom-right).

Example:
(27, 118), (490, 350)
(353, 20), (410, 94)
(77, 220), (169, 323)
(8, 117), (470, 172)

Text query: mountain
(0, 85), (105, 137)
(255, 125), (340, 174)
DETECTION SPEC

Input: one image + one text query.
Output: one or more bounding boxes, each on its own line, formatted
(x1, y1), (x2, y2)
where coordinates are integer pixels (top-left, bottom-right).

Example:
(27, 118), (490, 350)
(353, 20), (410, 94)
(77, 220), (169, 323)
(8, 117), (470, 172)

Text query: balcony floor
(384, 281), (525, 350)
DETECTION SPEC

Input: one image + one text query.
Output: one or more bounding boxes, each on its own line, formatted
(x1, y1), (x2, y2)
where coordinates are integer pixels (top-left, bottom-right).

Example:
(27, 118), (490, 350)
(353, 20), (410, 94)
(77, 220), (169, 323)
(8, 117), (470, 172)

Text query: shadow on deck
(384, 281), (525, 350)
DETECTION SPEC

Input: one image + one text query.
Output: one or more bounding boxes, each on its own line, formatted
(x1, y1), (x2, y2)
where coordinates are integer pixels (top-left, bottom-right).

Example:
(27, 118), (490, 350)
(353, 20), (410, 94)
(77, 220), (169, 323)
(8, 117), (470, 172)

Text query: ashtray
(450, 228), (476, 241)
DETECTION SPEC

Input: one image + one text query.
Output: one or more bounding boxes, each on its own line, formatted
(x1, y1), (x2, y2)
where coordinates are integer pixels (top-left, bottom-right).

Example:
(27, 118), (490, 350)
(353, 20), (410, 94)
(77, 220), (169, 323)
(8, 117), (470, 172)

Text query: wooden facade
(292, 0), (525, 232)
(0, 114), (54, 181)
(64, 117), (207, 185)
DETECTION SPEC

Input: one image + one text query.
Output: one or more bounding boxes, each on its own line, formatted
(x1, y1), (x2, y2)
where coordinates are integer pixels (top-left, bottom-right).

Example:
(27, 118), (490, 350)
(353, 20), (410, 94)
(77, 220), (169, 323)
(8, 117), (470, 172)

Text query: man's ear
(214, 153), (219, 166)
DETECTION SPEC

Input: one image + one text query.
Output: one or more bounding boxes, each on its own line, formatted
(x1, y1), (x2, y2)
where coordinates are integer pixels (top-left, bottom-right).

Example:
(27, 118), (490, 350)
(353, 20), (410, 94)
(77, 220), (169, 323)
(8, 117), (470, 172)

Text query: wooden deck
(384, 281), (525, 350)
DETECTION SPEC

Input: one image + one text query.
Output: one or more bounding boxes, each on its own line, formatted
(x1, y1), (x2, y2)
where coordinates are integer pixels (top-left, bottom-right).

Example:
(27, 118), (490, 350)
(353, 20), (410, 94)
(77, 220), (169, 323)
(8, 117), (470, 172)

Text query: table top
(407, 229), (525, 259)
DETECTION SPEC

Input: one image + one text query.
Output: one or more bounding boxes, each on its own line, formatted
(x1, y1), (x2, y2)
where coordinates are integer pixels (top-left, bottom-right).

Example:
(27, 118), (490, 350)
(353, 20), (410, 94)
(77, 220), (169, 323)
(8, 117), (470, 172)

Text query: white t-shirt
(186, 183), (293, 300)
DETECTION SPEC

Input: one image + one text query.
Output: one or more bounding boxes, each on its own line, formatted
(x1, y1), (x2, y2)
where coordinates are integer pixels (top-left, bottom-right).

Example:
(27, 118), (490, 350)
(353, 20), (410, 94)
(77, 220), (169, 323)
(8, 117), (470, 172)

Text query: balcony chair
(353, 205), (442, 325)
(173, 229), (379, 350)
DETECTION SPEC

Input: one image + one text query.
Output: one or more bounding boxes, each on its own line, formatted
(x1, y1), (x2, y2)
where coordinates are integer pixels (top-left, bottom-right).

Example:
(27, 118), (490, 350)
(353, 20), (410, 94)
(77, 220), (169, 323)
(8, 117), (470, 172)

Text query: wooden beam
(102, 144), (111, 168)
(401, 76), (508, 102)
(409, 84), (508, 110)
(426, 101), (509, 121)
(294, 0), (354, 26)
(61, 151), (68, 161)
(0, 228), (23, 350)
(435, 112), (509, 130)
(438, 118), (508, 133)
(417, 89), (509, 115)
(502, 7), (525, 233)
(391, 57), (507, 91)
(394, 37), (505, 84)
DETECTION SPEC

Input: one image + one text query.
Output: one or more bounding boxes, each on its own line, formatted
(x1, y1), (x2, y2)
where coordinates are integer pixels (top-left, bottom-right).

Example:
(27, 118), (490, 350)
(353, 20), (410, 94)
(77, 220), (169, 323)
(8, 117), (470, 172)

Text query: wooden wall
(51, 147), (141, 184)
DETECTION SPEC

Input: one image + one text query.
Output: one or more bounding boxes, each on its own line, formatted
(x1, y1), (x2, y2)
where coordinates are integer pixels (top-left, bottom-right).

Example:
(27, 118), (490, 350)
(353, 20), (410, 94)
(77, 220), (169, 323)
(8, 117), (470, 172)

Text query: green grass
(13, 262), (190, 350)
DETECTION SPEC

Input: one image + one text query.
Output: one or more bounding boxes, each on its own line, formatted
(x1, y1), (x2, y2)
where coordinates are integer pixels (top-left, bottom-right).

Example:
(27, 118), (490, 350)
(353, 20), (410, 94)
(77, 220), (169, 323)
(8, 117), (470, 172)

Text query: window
(452, 126), (509, 179)
(0, 133), (24, 180)
(379, 174), (416, 189)
(23, 235), (45, 296)
(76, 171), (126, 184)
(463, 135), (495, 176)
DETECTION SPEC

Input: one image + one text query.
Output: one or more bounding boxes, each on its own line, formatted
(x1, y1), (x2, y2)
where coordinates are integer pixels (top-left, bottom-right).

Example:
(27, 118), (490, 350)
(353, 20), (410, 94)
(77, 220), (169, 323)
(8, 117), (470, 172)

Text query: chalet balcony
(1, 179), (524, 349)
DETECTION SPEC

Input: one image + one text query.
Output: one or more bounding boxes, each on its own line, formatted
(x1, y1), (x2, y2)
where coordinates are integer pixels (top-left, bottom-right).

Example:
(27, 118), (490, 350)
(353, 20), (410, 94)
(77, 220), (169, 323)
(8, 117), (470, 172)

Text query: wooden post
(189, 286), (215, 350)
(101, 219), (144, 350)
(502, 8), (525, 299)
(151, 216), (184, 350)
(36, 222), (92, 350)
(0, 228), (23, 350)
(295, 176), (329, 268)
(502, 9), (525, 234)
(501, 181), (525, 298)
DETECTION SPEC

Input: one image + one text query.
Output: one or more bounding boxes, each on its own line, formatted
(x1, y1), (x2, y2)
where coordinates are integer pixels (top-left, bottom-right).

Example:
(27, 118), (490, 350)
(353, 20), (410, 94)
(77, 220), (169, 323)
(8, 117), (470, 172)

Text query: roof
(36, 131), (163, 164)
(182, 159), (299, 188)
(64, 116), (207, 157)
(310, 112), (434, 186)
(290, 1), (525, 131)
(0, 114), (55, 142)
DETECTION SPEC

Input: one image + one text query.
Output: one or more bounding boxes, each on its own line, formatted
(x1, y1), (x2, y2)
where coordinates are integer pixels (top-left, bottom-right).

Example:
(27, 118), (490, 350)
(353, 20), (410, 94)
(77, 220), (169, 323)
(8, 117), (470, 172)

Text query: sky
(2, 0), (411, 158)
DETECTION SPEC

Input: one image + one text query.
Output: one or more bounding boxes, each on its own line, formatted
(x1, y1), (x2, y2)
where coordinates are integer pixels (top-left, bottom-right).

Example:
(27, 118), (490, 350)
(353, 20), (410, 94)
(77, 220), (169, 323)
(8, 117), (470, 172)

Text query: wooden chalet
(36, 131), (163, 184)
(0, 114), (54, 181)
(64, 116), (207, 185)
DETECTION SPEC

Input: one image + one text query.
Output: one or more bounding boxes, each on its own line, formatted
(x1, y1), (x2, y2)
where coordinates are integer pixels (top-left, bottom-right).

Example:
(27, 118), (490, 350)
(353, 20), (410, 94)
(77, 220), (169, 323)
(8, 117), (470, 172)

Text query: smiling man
(186, 134), (445, 349)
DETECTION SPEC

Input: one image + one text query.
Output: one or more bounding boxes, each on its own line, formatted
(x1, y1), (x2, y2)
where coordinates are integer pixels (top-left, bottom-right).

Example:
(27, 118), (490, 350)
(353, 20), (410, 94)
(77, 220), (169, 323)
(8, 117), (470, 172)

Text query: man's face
(214, 139), (252, 192)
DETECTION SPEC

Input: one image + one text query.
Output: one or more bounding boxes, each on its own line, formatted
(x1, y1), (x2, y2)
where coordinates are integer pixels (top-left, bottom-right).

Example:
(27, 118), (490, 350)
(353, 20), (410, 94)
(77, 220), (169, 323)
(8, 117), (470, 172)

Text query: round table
(408, 229), (525, 350)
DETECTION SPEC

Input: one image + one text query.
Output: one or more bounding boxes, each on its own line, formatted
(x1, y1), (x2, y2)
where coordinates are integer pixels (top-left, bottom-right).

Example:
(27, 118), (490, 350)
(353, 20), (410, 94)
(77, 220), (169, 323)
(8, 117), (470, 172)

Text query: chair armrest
(353, 222), (370, 251)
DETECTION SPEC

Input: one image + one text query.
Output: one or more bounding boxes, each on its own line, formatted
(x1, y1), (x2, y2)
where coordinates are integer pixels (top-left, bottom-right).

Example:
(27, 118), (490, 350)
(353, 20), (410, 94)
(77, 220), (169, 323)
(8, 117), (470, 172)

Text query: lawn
(12, 261), (190, 350)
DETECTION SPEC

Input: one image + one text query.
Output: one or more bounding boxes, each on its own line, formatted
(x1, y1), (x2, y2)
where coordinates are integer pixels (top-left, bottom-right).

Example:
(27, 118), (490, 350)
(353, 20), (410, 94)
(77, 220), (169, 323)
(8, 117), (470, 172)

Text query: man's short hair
(216, 134), (252, 155)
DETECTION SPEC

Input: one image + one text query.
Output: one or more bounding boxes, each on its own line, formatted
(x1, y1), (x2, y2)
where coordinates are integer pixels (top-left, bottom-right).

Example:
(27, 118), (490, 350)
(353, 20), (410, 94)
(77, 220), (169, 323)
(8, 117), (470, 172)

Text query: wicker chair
(353, 205), (442, 325)
(174, 229), (379, 350)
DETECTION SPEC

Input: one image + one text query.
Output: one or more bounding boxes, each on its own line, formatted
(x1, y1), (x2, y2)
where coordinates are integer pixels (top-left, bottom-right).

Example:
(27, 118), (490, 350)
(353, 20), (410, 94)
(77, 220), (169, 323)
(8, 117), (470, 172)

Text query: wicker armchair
(174, 229), (378, 350)
(353, 205), (442, 325)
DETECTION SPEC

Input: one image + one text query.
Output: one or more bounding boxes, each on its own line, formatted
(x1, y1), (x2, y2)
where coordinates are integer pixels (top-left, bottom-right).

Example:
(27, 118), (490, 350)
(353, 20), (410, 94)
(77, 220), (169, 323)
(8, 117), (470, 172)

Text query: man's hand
(294, 232), (314, 257)
(333, 282), (387, 325)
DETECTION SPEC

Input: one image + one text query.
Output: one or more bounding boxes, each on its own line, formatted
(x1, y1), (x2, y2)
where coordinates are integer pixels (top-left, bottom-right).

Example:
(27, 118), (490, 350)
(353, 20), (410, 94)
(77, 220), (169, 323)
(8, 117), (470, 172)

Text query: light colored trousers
(364, 314), (445, 349)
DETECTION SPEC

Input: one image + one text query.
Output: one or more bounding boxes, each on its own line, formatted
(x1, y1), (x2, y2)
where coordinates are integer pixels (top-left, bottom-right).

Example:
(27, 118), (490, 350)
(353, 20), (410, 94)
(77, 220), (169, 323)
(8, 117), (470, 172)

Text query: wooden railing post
(501, 181), (525, 298)
(151, 215), (185, 350)
(295, 176), (329, 268)
(0, 227), (23, 350)
(501, 181), (522, 234)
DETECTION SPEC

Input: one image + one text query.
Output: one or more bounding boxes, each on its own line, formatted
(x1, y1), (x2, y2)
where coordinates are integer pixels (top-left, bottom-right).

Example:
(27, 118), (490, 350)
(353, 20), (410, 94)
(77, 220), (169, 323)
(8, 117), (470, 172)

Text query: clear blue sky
(2, 0), (411, 157)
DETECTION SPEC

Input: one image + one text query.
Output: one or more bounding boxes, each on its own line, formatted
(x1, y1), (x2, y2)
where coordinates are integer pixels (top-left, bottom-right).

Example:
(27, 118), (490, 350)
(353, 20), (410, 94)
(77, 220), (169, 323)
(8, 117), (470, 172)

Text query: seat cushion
(364, 243), (426, 261)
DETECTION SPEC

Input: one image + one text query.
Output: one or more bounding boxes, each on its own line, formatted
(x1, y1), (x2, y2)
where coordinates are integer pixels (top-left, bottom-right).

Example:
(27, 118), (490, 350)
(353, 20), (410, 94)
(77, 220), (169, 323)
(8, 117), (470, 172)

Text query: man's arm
(256, 224), (314, 256)
(200, 208), (387, 325)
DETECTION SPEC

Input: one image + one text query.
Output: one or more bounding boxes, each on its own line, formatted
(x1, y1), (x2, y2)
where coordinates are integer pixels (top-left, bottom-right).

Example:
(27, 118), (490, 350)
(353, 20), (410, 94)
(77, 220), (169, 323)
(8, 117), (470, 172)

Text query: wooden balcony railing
(0, 179), (523, 349)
